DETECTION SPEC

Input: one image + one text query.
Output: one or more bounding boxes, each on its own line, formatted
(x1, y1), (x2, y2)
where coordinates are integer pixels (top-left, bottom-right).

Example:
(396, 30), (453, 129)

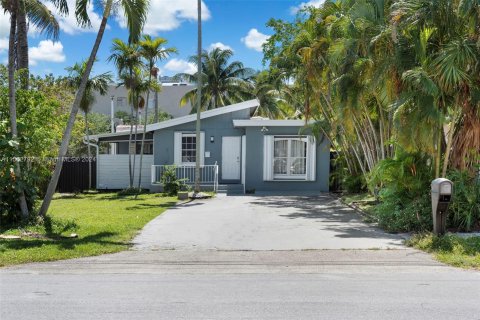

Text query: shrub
(369, 152), (434, 232)
(161, 166), (188, 196)
(447, 170), (480, 232)
(369, 149), (480, 232)
(343, 174), (367, 193)
(374, 188), (432, 232)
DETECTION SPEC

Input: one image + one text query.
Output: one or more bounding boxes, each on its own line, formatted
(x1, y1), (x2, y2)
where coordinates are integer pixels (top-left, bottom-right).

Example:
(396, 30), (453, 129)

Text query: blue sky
(0, 0), (323, 80)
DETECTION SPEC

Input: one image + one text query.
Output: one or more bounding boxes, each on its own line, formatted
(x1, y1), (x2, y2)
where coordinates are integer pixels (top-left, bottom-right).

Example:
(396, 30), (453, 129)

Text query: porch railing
(151, 163), (219, 192)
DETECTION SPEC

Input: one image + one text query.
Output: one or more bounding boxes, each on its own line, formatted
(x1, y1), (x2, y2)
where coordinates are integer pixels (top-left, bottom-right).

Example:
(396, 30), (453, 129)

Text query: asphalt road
(2, 250), (479, 320)
(1, 195), (479, 319)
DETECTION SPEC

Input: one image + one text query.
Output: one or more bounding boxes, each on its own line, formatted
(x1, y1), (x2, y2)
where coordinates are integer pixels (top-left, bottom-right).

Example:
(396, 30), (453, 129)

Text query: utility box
(431, 178), (453, 235)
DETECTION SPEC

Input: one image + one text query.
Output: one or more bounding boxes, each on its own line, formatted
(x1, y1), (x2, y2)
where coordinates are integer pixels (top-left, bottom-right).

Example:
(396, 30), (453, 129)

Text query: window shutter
(200, 132), (205, 166)
(263, 135), (274, 181)
(306, 135), (316, 181)
(174, 132), (182, 165)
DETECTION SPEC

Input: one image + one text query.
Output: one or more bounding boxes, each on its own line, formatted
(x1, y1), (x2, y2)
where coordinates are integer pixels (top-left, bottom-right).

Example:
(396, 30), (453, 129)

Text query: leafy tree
(0, 81), (66, 224)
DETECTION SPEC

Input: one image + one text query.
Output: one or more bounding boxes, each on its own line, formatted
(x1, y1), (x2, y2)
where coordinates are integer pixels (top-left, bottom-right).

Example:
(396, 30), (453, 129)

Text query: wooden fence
(57, 157), (96, 193)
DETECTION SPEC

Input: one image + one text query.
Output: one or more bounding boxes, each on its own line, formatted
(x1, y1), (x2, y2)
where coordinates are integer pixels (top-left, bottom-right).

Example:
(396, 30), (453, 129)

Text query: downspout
(83, 137), (99, 189)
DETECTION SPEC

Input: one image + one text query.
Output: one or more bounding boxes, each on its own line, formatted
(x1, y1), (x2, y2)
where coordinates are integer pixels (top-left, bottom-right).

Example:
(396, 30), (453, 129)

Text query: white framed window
(174, 132), (205, 166)
(181, 133), (196, 164)
(273, 137), (307, 179)
(264, 135), (316, 181)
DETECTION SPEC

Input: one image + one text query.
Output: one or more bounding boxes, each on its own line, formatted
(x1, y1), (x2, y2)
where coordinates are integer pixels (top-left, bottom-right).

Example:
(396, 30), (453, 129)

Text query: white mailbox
(431, 178), (453, 235)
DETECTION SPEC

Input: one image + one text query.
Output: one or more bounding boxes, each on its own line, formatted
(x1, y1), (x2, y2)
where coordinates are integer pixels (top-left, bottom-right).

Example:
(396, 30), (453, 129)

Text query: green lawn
(0, 193), (176, 267)
(406, 233), (480, 270)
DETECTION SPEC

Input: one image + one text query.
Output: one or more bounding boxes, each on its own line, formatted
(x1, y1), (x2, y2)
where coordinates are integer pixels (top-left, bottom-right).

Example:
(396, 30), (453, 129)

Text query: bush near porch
(0, 193), (176, 267)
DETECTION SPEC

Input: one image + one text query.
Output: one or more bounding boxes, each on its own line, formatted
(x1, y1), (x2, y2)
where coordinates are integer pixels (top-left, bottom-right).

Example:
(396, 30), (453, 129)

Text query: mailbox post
(431, 178), (453, 235)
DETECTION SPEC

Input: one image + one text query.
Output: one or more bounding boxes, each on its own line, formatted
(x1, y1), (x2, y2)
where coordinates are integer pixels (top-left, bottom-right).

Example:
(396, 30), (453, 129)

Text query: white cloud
(241, 29), (269, 52)
(29, 40), (66, 66)
(0, 38), (8, 54)
(163, 58), (197, 75)
(116, 0), (211, 34)
(0, 11), (10, 39)
(208, 42), (233, 52)
(45, 0), (104, 34)
(290, 0), (326, 14)
(0, 12), (9, 56)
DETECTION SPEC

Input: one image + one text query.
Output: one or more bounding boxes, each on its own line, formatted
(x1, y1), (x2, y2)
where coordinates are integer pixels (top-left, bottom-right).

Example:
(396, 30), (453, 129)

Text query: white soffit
(233, 119), (313, 127)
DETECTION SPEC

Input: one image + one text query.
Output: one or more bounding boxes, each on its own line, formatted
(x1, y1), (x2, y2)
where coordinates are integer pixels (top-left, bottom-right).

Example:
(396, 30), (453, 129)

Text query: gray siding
(244, 126), (330, 192)
(153, 109), (250, 184)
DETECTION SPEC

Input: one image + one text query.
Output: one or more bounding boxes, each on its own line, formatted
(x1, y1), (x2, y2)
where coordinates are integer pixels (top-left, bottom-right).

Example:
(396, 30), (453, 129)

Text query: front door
(222, 136), (241, 180)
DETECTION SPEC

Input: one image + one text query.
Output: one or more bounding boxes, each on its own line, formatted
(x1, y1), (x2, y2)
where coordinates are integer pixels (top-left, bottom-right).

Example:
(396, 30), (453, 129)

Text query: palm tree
(194, 0), (202, 193)
(1, 0), (68, 88)
(39, 0), (148, 217)
(65, 60), (112, 189)
(6, 0), (29, 219)
(108, 39), (144, 188)
(3, 0), (68, 219)
(251, 71), (287, 119)
(177, 47), (255, 112)
(137, 35), (177, 191)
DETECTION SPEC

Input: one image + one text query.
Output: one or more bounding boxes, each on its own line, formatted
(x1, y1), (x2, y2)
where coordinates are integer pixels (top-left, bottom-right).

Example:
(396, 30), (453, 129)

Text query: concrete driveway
(133, 193), (405, 250)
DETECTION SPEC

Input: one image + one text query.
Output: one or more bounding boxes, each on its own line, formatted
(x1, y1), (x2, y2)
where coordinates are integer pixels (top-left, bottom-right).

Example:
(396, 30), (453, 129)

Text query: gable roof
(90, 99), (259, 140)
(145, 99), (260, 132)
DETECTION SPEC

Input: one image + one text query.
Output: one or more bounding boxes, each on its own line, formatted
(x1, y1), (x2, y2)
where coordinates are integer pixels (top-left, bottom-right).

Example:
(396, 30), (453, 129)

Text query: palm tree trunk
(137, 82), (152, 193)
(128, 103), (134, 187)
(132, 106), (139, 188)
(194, 0), (202, 193)
(16, 0), (29, 89)
(85, 112), (92, 190)
(154, 87), (159, 123)
(39, 0), (113, 217)
(8, 2), (29, 220)
(441, 109), (458, 177)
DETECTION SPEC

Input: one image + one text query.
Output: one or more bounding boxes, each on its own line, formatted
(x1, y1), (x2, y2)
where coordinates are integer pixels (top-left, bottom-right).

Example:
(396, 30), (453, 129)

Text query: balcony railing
(151, 163), (219, 192)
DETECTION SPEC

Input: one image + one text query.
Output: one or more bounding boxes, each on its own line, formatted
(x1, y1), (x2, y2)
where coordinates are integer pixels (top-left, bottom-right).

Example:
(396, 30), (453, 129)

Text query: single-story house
(89, 99), (330, 193)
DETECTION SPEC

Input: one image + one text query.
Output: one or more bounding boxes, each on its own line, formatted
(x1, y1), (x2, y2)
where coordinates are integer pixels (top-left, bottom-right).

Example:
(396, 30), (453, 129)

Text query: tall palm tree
(137, 35), (177, 191)
(65, 60), (112, 189)
(194, 0), (202, 193)
(39, 0), (149, 217)
(3, 0), (68, 219)
(6, 0), (29, 219)
(177, 47), (255, 112)
(1, 0), (68, 88)
(108, 39), (143, 188)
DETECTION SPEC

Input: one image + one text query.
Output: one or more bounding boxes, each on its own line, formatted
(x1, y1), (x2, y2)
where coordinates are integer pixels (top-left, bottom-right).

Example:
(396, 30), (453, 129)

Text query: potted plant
(177, 182), (191, 200)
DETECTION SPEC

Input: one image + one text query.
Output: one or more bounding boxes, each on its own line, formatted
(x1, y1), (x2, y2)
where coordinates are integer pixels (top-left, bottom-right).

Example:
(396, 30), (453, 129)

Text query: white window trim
(263, 135), (316, 182)
(181, 133), (196, 166)
(273, 136), (307, 180)
(174, 131), (205, 166)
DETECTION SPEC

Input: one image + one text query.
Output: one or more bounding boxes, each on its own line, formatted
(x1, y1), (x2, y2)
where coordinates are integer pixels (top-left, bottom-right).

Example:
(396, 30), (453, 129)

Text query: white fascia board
(233, 119), (314, 127)
(145, 99), (260, 132)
